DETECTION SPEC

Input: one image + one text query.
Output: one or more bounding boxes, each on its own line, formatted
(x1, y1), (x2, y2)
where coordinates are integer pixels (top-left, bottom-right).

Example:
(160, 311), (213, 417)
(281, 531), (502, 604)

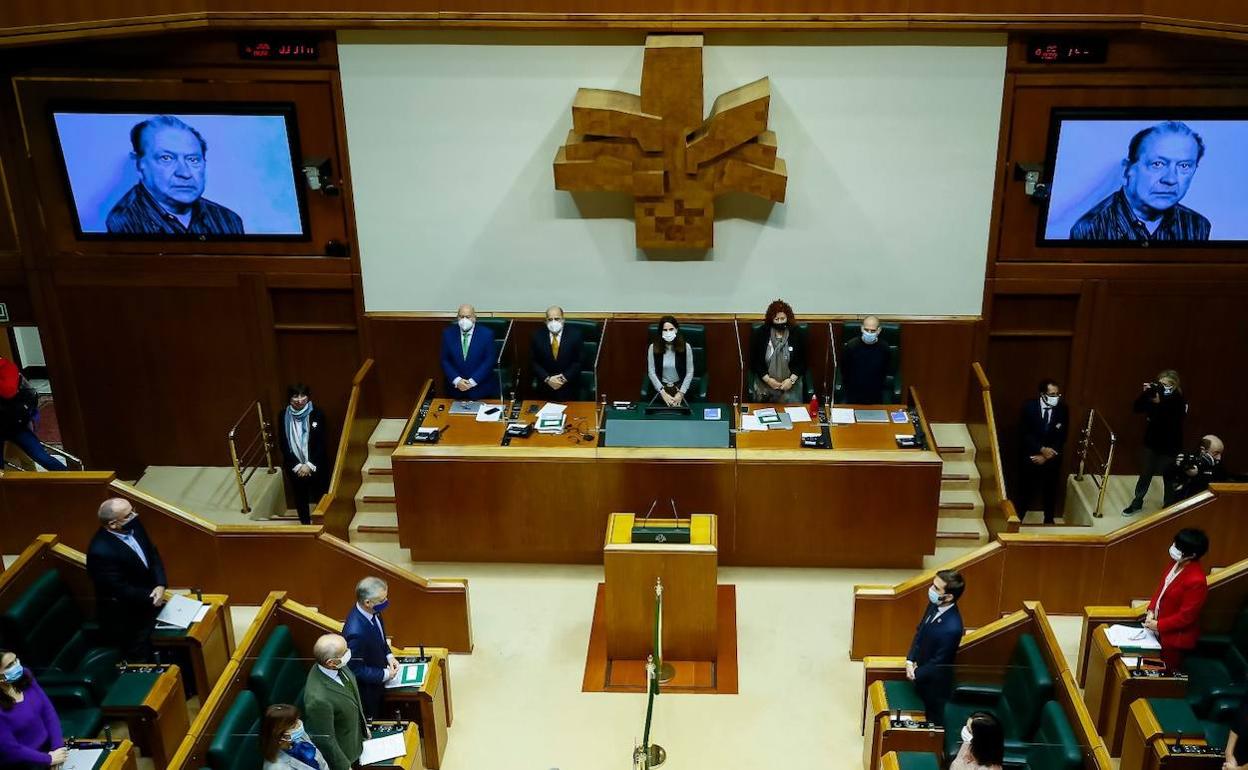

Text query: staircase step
(349, 511), (399, 544)
(935, 516), (989, 547)
(931, 423), (976, 462)
(368, 419), (406, 450)
(354, 479), (397, 514)
(938, 488), (984, 519)
(939, 459), (980, 492)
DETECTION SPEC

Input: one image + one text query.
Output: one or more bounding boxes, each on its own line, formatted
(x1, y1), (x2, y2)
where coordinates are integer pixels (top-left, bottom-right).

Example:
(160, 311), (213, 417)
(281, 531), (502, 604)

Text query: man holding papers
(304, 634), (370, 770)
(86, 497), (167, 659)
(343, 577), (398, 719)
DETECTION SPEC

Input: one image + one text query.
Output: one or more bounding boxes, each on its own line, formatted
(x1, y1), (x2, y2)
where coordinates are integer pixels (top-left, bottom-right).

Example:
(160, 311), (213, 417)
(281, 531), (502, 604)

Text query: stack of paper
(754, 408), (783, 427)
(830, 408), (856, 424)
(64, 749), (104, 770)
(536, 413), (566, 434)
(359, 733), (408, 765)
(383, 662), (429, 690)
(739, 414), (766, 432)
(784, 406), (812, 423)
(536, 402), (567, 418)
(1106, 624), (1160, 649)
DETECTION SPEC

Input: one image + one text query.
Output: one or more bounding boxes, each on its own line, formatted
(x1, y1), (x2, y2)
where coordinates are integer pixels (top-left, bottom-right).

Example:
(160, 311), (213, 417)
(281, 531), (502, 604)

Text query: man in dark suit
(905, 569), (965, 725)
(304, 633), (369, 770)
(439, 304), (499, 400)
(1014, 378), (1071, 524)
(86, 498), (168, 659)
(343, 576), (398, 719)
(841, 315), (892, 404)
(530, 305), (584, 401)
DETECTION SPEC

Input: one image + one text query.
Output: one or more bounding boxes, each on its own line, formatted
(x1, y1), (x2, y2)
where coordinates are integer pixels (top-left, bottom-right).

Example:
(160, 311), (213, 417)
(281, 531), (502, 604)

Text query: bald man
(86, 497), (167, 659)
(303, 633), (369, 770)
(1164, 435), (1228, 506)
(439, 304), (500, 400)
(530, 305), (585, 401)
(841, 315), (893, 404)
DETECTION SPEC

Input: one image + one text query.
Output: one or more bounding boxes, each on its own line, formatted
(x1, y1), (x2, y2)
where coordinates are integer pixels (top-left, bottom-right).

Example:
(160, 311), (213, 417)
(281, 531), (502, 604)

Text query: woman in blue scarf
(260, 703), (330, 770)
(278, 383), (329, 525)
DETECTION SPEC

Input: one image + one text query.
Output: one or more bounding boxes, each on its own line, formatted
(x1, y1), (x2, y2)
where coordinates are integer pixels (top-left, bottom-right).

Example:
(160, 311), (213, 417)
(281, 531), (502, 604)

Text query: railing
(4, 441), (85, 471)
(849, 483), (1248, 659)
(1074, 407), (1117, 519)
(226, 400), (276, 514)
(313, 358), (381, 540)
(965, 362), (1020, 536)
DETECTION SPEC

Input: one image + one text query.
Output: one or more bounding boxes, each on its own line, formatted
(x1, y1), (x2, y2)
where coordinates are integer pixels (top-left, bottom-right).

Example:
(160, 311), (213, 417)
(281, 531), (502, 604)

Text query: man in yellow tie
(530, 305), (585, 402)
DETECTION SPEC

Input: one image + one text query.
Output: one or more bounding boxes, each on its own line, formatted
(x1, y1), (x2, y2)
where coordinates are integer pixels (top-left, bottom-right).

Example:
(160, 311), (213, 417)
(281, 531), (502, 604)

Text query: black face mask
(771, 322), (787, 331)
(114, 518), (137, 534)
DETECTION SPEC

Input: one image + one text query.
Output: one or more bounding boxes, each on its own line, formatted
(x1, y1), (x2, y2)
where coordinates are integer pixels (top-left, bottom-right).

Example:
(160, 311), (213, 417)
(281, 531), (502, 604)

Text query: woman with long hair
(0, 649), (68, 769)
(646, 315), (696, 407)
(259, 703), (329, 770)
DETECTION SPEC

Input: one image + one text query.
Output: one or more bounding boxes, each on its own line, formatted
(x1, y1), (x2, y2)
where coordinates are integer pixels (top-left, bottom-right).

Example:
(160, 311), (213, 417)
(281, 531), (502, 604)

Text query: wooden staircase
(930, 423), (989, 556)
(349, 418), (404, 542)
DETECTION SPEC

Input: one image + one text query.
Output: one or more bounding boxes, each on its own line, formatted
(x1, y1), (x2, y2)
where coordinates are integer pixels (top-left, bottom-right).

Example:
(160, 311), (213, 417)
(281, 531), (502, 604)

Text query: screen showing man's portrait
(1041, 113), (1248, 245)
(51, 106), (307, 240)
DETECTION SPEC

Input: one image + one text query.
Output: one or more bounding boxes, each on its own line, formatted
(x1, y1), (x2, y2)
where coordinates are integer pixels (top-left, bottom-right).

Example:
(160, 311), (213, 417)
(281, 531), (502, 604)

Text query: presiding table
(392, 398), (942, 568)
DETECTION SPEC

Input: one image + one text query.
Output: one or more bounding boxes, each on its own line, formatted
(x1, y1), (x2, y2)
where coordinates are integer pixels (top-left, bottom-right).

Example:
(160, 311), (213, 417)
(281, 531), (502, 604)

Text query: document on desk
(536, 402), (567, 418)
(63, 748), (104, 770)
(784, 406), (812, 423)
(1106, 624), (1160, 649)
(155, 594), (205, 630)
(739, 414), (766, 431)
(384, 661), (428, 689)
(475, 404), (503, 422)
(360, 732), (408, 765)
(829, 408), (856, 424)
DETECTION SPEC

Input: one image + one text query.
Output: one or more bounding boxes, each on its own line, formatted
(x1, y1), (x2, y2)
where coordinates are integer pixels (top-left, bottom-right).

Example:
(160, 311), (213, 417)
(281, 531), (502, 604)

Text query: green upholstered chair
(746, 322), (816, 403)
(893, 752), (940, 770)
(1012, 700), (1084, 770)
(207, 690), (261, 770)
(474, 317), (516, 396)
(834, 321), (903, 404)
(881, 680), (926, 714)
(0, 571), (121, 701)
(942, 634), (1054, 758)
(529, 319), (603, 401)
(42, 683), (103, 740)
(639, 323), (710, 403)
(1181, 605), (1248, 716)
(247, 625), (307, 711)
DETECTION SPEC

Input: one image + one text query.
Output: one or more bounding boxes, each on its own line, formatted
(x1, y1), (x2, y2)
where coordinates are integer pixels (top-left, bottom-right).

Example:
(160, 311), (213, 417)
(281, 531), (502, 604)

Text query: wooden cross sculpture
(553, 34), (788, 250)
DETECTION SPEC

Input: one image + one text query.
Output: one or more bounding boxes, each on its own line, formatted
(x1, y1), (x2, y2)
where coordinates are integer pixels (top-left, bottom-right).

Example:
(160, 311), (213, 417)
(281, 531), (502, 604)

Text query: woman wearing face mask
(647, 316), (695, 407)
(950, 712), (1004, 770)
(749, 299), (807, 404)
(260, 703), (330, 770)
(1143, 528), (1209, 670)
(278, 383), (329, 525)
(0, 650), (68, 769)
(1124, 369), (1188, 516)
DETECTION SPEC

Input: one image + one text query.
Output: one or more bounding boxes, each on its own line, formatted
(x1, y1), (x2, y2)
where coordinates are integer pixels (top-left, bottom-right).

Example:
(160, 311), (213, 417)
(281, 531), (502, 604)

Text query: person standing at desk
(278, 383), (329, 525)
(531, 306), (583, 402)
(1013, 379), (1069, 525)
(86, 498), (167, 660)
(303, 634), (369, 770)
(841, 315), (891, 404)
(750, 299), (806, 404)
(343, 577), (398, 720)
(905, 569), (965, 725)
(646, 315), (694, 407)
(1143, 528), (1209, 671)
(440, 304), (498, 401)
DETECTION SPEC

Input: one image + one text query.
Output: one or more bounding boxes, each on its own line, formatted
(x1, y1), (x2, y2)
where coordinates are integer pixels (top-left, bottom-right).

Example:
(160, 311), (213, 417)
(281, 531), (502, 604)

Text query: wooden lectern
(603, 512), (718, 661)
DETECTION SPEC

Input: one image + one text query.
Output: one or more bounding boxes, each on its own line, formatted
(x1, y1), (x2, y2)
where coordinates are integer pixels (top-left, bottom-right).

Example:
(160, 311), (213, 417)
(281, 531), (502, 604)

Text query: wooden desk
(863, 680), (943, 770)
(382, 652), (454, 770)
(393, 399), (941, 567)
(102, 665), (190, 769)
(1121, 699), (1223, 770)
(152, 592), (232, 698)
(74, 739), (138, 770)
(1085, 625), (1188, 756)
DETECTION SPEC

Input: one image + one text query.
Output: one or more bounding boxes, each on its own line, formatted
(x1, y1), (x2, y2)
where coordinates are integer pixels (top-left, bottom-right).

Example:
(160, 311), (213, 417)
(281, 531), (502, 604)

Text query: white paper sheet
(155, 594), (204, 630)
(359, 733), (408, 765)
(739, 414), (766, 431)
(383, 662), (429, 689)
(784, 406), (812, 423)
(475, 404), (503, 422)
(193, 604), (210, 623)
(830, 407), (857, 424)
(536, 402), (567, 418)
(63, 748), (104, 770)
(1105, 624), (1160, 649)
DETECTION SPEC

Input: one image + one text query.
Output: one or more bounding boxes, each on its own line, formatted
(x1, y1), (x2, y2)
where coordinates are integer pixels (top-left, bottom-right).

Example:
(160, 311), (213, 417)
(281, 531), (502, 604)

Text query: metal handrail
(227, 401), (277, 514)
(1075, 407), (1117, 518)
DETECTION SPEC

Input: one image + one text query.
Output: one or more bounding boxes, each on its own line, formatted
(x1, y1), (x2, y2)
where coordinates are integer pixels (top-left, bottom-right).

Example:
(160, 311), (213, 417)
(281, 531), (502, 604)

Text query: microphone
(640, 499), (658, 527)
(824, 321), (837, 410)
(734, 320), (745, 408)
(496, 319), (514, 401)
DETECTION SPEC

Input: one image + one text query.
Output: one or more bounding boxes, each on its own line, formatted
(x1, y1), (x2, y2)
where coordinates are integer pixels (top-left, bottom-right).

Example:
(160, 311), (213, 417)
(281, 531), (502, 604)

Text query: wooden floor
(582, 583), (739, 695)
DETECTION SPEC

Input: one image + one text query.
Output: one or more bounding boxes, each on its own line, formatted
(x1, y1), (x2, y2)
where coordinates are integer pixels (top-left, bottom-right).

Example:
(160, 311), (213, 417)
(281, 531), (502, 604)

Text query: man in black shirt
(1163, 435), (1226, 507)
(1124, 370), (1188, 515)
(1070, 121), (1210, 242)
(841, 315), (891, 404)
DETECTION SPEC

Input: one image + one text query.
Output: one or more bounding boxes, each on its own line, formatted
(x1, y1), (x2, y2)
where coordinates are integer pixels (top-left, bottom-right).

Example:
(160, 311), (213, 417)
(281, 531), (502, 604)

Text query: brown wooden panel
(997, 541), (1106, 613)
(596, 456), (738, 555)
(990, 295), (1079, 333)
(899, 321), (977, 422)
(271, 287), (357, 326)
(274, 325), (361, 462)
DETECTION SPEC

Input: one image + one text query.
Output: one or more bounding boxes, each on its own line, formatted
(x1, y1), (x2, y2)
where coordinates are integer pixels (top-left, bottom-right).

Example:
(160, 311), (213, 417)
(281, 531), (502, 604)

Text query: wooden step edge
(938, 501), (977, 510)
(361, 495), (396, 505)
(936, 444), (967, 454)
(373, 440), (399, 449)
(367, 467), (394, 477)
(941, 473), (972, 481)
(935, 533), (987, 542)
(355, 525), (399, 535)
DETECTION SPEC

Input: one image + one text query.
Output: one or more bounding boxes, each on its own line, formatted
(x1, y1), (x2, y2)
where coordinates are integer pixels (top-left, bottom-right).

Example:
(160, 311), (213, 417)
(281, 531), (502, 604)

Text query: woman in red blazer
(1143, 527), (1210, 670)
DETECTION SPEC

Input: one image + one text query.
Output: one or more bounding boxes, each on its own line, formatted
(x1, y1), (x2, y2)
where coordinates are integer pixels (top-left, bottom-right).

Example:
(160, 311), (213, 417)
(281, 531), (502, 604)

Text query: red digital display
(239, 39), (320, 61)
(1026, 37), (1108, 64)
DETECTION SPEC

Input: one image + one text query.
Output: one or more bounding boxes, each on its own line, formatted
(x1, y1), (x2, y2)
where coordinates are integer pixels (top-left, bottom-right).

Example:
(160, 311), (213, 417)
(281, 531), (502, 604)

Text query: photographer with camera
(1124, 370), (1188, 516)
(1163, 435), (1226, 507)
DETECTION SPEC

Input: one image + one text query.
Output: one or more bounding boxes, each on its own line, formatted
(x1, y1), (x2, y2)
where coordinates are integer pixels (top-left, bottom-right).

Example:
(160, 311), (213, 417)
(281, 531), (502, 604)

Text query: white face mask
(547, 320), (563, 335)
(1042, 394), (1061, 407)
(336, 648), (352, 668)
(457, 317), (474, 333)
(1169, 544), (1185, 562)
(661, 330), (677, 343)
(928, 586), (943, 604)
(961, 725), (974, 744)
(1162, 385), (1175, 395)
(861, 330), (880, 344)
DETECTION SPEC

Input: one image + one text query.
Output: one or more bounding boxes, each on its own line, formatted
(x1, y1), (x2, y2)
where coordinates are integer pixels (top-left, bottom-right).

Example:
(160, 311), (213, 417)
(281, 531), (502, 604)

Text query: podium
(603, 512), (718, 661)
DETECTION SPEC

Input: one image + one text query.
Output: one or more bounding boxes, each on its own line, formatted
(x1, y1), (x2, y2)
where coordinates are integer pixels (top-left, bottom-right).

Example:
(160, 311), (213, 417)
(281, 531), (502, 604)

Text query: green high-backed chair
(942, 634), (1054, 758)
(639, 323), (710, 403)
(207, 690), (261, 770)
(835, 321), (903, 404)
(247, 625), (308, 711)
(1181, 604), (1248, 717)
(474, 317), (515, 397)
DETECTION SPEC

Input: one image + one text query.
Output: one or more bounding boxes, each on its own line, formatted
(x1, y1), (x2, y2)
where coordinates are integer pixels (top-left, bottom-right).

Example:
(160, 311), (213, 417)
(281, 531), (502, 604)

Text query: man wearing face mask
(1163, 435), (1228, 507)
(86, 497), (168, 659)
(1124, 370), (1188, 515)
(439, 303), (499, 401)
(303, 634), (370, 770)
(530, 305), (584, 401)
(342, 577), (399, 719)
(1013, 379), (1070, 525)
(841, 315), (892, 404)
(1143, 528), (1209, 670)
(904, 569), (965, 725)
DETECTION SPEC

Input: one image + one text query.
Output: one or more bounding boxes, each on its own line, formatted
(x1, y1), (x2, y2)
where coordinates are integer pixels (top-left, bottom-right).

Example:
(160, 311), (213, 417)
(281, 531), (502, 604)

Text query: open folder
(155, 594), (206, 630)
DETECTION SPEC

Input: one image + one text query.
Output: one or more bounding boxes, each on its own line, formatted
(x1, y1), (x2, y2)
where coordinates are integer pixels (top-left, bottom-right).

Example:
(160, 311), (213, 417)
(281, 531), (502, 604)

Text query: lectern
(603, 512), (718, 661)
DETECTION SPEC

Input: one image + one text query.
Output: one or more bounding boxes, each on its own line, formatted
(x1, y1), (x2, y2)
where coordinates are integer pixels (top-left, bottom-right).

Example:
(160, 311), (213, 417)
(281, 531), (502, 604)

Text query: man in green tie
(440, 303), (500, 400)
(303, 633), (370, 770)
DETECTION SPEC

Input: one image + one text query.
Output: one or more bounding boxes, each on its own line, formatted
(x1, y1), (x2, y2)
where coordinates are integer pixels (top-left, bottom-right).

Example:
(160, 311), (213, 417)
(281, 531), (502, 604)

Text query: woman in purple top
(0, 649), (66, 769)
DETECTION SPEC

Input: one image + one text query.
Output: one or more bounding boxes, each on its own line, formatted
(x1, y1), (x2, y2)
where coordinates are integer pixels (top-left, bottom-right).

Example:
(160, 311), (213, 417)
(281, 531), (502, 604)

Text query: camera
(1146, 381), (1164, 396)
